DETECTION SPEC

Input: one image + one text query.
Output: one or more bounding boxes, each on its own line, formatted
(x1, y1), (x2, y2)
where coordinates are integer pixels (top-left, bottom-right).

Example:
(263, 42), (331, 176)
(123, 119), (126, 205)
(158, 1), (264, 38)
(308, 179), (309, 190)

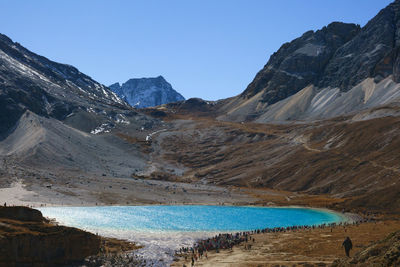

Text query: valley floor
(1, 177), (399, 266)
(0, 176), (256, 207)
(0, 175), (348, 212)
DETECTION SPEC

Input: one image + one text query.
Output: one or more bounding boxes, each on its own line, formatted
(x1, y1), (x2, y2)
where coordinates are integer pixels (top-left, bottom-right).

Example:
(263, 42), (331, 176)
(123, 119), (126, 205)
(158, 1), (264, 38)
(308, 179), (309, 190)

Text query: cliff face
(319, 0), (400, 89)
(243, 0), (400, 103)
(0, 206), (100, 266)
(109, 76), (185, 108)
(242, 22), (361, 104)
(219, 0), (400, 122)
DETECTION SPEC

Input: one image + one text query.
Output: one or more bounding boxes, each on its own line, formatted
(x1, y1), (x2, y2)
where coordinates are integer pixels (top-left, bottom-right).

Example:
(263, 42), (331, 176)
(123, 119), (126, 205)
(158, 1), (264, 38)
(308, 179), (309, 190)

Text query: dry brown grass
(145, 115), (400, 214)
(100, 237), (141, 254)
(173, 220), (400, 267)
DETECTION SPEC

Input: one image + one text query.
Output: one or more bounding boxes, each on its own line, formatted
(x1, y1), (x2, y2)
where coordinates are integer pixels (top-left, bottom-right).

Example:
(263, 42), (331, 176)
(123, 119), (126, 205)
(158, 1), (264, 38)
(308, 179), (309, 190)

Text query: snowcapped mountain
(109, 76), (185, 108)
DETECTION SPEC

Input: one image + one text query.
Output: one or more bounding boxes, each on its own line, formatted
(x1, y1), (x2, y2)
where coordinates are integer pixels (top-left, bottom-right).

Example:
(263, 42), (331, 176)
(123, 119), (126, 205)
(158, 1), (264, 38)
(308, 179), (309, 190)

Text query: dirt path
(293, 135), (322, 153)
(294, 134), (400, 176)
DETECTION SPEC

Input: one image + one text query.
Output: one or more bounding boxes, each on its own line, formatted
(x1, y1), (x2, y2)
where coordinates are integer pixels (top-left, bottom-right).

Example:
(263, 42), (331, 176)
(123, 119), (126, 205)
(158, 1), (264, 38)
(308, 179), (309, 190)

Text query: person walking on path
(342, 236), (353, 257)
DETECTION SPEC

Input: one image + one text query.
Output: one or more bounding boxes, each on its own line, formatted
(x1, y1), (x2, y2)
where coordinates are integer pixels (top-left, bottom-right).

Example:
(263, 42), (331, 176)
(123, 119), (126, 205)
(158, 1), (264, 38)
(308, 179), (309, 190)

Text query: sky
(0, 0), (393, 100)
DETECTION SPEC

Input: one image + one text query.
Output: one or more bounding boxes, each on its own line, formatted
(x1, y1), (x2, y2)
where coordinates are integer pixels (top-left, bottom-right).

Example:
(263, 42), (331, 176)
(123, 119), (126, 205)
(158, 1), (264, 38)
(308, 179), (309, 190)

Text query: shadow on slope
(0, 111), (148, 178)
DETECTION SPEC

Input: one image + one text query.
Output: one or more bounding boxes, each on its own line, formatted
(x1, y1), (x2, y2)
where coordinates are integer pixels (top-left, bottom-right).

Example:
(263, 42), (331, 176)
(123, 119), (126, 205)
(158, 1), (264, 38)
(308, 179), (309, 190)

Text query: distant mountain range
(109, 76), (185, 108)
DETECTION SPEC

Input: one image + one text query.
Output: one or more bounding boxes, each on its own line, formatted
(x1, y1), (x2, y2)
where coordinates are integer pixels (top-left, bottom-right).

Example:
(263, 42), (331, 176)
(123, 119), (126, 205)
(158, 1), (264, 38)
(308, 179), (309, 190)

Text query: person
(342, 236), (353, 257)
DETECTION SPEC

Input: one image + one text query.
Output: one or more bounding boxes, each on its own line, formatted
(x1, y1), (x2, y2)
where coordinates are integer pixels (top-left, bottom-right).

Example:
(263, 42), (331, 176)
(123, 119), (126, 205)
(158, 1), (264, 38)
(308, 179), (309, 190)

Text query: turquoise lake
(39, 205), (342, 232)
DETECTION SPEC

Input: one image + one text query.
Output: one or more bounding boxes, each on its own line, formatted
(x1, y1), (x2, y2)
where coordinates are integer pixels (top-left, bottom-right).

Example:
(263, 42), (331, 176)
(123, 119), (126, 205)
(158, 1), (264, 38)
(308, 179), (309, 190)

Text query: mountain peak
(109, 76), (185, 108)
(240, 0), (400, 106)
(219, 0), (400, 123)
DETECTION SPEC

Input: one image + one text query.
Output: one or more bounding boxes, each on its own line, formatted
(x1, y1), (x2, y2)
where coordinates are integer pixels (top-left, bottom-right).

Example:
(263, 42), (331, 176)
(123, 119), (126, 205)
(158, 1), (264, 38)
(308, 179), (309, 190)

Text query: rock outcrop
(0, 206), (43, 222)
(332, 230), (400, 267)
(242, 22), (360, 104)
(321, 0), (400, 89)
(0, 206), (101, 266)
(219, 0), (400, 122)
(109, 76), (184, 108)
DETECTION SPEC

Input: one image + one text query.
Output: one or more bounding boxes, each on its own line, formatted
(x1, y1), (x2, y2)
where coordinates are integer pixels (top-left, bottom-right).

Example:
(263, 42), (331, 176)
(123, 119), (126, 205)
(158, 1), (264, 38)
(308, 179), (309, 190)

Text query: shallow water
(39, 205), (340, 231)
(39, 205), (342, 266)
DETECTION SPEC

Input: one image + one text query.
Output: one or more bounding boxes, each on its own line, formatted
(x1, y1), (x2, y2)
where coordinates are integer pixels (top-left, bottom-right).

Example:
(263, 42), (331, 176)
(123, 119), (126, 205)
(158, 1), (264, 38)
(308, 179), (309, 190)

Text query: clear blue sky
(0, 0), (393, 100)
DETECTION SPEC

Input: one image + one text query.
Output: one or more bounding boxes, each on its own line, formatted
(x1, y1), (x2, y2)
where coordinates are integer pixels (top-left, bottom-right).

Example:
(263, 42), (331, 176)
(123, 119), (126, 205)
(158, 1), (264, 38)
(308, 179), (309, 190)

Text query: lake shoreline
(38, 205), (355, 266)
(38, 204), (352, 229)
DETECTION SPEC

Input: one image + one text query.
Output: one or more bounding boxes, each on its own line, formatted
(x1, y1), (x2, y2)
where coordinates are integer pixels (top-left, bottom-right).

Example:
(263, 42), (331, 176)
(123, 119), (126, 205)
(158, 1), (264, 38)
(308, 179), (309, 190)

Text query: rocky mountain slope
(143, 113), (400, 213)
(0, 111), (148, 178)
(0, 33), (163, 183)
(141, 1), (399, 214)
(218, 0), (400, 122)
(0, 33), (140, 136)
(109, 76), (184, 108)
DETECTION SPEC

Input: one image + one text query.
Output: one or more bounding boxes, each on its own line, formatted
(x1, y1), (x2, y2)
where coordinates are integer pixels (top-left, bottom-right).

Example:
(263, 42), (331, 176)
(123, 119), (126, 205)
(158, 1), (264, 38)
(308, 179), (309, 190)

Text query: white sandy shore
(0, 180), (47, 207)
(0, 176), (256, 208)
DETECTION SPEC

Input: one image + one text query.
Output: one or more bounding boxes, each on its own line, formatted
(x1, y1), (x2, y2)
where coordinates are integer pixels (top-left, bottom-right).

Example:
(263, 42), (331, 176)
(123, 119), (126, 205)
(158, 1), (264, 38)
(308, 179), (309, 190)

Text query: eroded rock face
(0, 206), (101, 266)
(320, 0), (400, 89)
(242, 22), (361, 104)
(242, 0), (400, 105)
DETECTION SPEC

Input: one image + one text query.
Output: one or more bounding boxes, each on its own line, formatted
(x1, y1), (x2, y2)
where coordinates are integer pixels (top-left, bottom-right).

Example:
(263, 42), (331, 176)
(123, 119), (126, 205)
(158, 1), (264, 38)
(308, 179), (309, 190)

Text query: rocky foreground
(332, 229), (400, 267)
(0, 206), (141, 267)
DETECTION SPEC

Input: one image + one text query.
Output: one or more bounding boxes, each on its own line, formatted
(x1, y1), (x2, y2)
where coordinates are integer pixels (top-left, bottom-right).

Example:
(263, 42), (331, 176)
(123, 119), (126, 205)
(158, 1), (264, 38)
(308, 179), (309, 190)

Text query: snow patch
(145, 129), (167, 142)
(115, 114), (130, 125)
(90, 123), (112, 135)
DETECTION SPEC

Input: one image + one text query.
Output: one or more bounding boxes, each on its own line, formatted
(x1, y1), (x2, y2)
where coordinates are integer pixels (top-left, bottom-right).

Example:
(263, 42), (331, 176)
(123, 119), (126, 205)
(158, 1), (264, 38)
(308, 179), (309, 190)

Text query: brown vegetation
(0, 206), (100, 266)
(143, 114), (400, 214)
(332, 229), (400, 267)
(174, 220), (400, 267)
